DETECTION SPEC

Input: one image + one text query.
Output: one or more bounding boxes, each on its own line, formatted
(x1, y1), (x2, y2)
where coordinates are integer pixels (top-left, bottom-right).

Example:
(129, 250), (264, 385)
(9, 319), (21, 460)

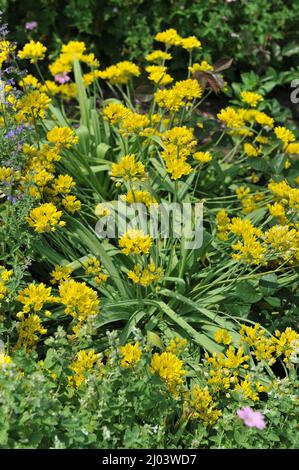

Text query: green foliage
(1, 333), (298, 449)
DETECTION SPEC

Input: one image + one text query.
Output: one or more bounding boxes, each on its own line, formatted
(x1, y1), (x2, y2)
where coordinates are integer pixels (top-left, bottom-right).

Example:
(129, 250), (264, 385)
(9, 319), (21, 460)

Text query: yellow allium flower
(274, 126), (296, 145)
(19, 74), (40, 89)
(216, 208), (231, 241)
(17, 90), (51, 122)
(193, 151), (212, 163)
(189, 386), (221, 425)
(217, 107), (245, 128)
(121, 112), (150, 134)
(52, 174), (75, 194)
(244, 142), (262, 157)
(103, 102), (130, 124)
(189, 61), (213, 73)
(285, 142), (299, 154)
(155, 29), (182, 46)
(62, 195), (81, 213)
(254, 111), (274, 128)
(17, 283), (54, 317)
(98, 61), (140, 85)
(47, 126), (78, 148)
(166, 337), (188, 356)
(83, 257), (108, 284)
(16, 314), (47, 350)
(111, 154), (146, 182)
(121, 189), (157, 208)
(26, 203), (65, 233)
(69, 349), (98, 388)
(146, 65), (173, 86)
(0, 353), (11, 370)
(119, 229), (152, 256)
(275, 327), (299, 365)
(145, 50), (172, 63)
(50, 266), (72, 284)
(0, 40), (15, 67)
(58, 83), (78, 99)
(18, 40), (47, 63)
(119, 341), (142, 368)
(83, 70), (102, 86)
(155, 79), (202, 112)
(39, 80), (60, 96)
(150, 351), (187, 393)
(58, 279), (100, 321)
(127, 263), (162, 286)
(0, 166), (14, 182)
(180, 36), (202, 50)
(241, 91), (264, 107)
(214, 329), (232, 345)
(267, 202), (287, 224)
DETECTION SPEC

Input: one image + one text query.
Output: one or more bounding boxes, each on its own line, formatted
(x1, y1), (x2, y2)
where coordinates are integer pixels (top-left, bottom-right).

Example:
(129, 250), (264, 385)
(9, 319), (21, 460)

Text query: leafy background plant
(2, 0), (299, 78)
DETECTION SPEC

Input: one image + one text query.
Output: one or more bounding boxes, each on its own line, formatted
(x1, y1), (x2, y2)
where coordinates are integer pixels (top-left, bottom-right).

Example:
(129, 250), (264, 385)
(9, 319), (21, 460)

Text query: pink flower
(54, 72), (70, 84)
(237, 407), (266, 430)
(25, 21), (38, 31)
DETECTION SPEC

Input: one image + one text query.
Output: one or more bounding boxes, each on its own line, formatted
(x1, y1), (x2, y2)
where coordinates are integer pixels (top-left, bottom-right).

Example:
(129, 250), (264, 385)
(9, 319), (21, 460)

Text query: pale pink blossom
(25, 21), (38, 31)
(237, 406), (266, 430)
(54, 72), (71, 84)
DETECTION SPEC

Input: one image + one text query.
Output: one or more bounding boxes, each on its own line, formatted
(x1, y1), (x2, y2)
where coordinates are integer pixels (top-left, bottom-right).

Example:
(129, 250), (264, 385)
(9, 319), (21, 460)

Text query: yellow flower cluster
(228, 217), (266, 265)
(0, 40), (15, 67)
(214, 329), (232, 345)
(236, 186), (264, 214)
(47, 126), (78, 149)
(216, 209), (231, 241)
(58, 279), (100, 324)
(111, 154), (146, 183)
(240, 324), (299, 366)
(189, 61), (213, 73)
(119, 229), (152, 256)
(243, 142), (262, 157)
(49, 41), (98, 76)
(155, 29), (201, 50)
(68, 349), (98, 388)
(16, 283), (55, 319)
(127, 263), (162, 286)
(103, 102), (150, 135)
(193, 151), (212, 164)
(161, 126), (197, 179)
(0, 266), (13, 304)
(145, 50), (172, 63)
(150, 351), (187, 394)
(98, 61), (140, 85)
(26, 203), (66, 233)
(155, 79), (202, 112)
(16, 314), (47, 350)
(274, 126), (295, 145)
(264, 225), (299, 263)
(83, 257), (108, 285)
(166, 336), (188, 356)
(189, 386), (221, 425)
(121, 189), (157, 208)
(0, 353), (11, 371)
(268, 180), (299, 211)
(146, 65), (173, 86)
(241, 91), (264, 107)
(103, 102), (130, 124)
(50, 265), (73, 284)
(16, 90), (51, 123)
(18, 40), (47, 63)
(119, 341), (142, 368)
